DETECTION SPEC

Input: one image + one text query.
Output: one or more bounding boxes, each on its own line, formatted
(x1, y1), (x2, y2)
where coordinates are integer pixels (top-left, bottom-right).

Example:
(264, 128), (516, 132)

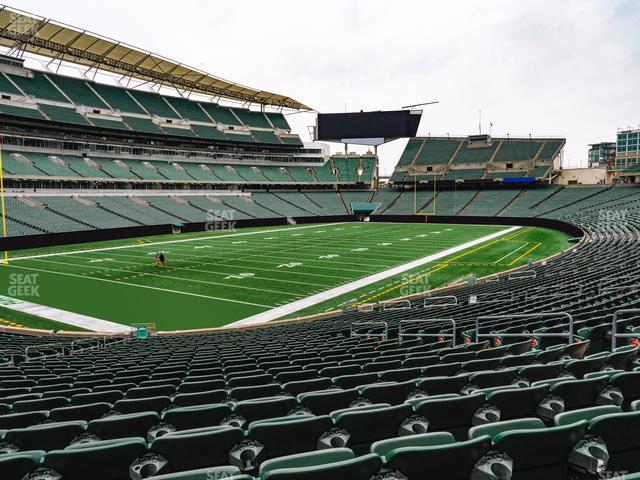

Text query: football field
(0, 222), (571, 331)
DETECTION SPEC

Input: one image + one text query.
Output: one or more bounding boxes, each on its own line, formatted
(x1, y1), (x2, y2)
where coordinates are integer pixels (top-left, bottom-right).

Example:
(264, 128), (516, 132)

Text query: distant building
(588, 142), (616, 168)
(616, 128), (640, 169)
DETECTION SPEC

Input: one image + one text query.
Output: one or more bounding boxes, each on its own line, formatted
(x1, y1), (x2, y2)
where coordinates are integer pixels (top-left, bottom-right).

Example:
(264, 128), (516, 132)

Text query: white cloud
(12, 0), (640, 175)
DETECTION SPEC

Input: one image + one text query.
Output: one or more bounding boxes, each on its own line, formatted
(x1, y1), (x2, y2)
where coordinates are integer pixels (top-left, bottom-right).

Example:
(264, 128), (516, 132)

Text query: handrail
(470, 291), (514, 304)
(598, 276), (640, 295)
(508, 269), (537, 280)
(24, 342), (69, 361)
(382, 299), (411, 311)
(475, 312), (574, 345)
(399, 318), (457, 346)
(351, 321), (388, 340)
(423, 295), (458, 308)
(611, 309), (640, 349)
(524, 284), (583, 300)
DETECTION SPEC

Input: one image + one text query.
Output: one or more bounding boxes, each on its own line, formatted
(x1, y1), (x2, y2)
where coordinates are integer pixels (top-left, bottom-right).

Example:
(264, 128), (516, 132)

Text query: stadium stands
(2, 5), (640, 479)
(390, 136), (564, 183)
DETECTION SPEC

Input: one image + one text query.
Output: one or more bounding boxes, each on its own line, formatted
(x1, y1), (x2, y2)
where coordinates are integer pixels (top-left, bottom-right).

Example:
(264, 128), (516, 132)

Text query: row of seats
(2, 406), (639, 479)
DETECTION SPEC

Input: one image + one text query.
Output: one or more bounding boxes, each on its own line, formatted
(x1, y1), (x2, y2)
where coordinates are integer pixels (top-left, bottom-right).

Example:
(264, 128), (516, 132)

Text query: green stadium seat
(1, 420), (86, 452)
(359, 381), (417, 405)
(283, 378), (332, 396)
(468, 417), (545, 440)
(44, 437), (148, 480)
(163, 404), (231, 431)
(0, 411), (48, 430)
(485, 384), (549, 421)
(173, 390), (227, 407)
(136, 426), (244, 477)
(554, 405), (621, 426)
(48, 402), (112, 423)
(12, 396), (68, 413)
(70, 390), (123, 406)
(589, 411), (640, 475)
(370, 431), (455, 460)
(0, 450), (45, 480)
(385, 436), (492, 480)
(150, 466), (248, 480)
(331, 404), (414, 454)
(241, 415), (333, 470)
(491, 421), (589, 479)
(113, 395), (172, 414)
(230, 397), (298, 427)
(263, 453), (381, 480)
(416, 374), (468, 396)
(86, 412), (159, 441)
(230, 384), (283, 402)
(298, 389), (360, 415)
(413, 393), (486, 440)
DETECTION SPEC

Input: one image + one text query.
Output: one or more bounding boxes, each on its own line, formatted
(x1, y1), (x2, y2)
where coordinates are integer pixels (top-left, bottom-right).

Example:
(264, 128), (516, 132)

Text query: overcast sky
(11, 0), (640, 175)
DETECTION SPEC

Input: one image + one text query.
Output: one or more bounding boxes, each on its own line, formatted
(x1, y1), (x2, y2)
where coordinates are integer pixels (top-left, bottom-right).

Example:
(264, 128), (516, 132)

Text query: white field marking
(115, 246), (380, 274)
(164, 233), (476, 263)
(3, 263), (274, 308)
(100, 250), (353, 282)
(129, 245), (385, 273)
(0, 296), (133, 333)
(125, 223), (420, 267)
(229, 226), (522, 326)
(9, 223), (344, 261)
(493, 242), (530, 264)
(25, 257), (308, 298)
(62, 253), (333, 288)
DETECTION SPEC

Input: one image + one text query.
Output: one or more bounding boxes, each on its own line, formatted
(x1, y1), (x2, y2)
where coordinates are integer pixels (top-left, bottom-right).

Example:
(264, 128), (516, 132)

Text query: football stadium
(0, 2), (638, 479)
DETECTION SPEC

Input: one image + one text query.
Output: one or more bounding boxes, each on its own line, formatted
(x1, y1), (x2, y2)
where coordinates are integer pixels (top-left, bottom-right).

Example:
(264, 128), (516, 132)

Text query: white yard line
(0, 295), (133, 333)
(2, 263), (274, 309)
(21, 257), (307, 298)
(493, 242), (529, 264)
(229, 226), (521, 326)
(9, 223), (344, 261)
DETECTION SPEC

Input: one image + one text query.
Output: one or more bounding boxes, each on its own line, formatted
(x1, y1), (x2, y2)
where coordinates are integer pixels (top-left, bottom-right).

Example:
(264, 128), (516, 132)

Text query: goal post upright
(413, 173), (438, 217)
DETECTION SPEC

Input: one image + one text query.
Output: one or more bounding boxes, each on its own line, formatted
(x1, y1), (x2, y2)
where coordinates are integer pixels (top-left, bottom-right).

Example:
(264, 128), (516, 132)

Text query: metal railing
(509, 269), (537, 280)
(524, 284), (583, 300)
(382, 299), (412, 311)
(423, 295), (458, 308)
(611, 309), (640, 350)
(475, 312), (574, 345)
(470, 291), (515, 305)
(598, 276), (640, 295)
(399, 319), (457, 346)
(351, 321), (388, 340)
(24, 342), (70, 361)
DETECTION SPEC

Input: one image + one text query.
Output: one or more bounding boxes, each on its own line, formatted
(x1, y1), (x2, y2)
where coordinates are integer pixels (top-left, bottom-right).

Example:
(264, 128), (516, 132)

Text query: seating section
(494, 140), (542, 162)
(7, 186), (640, 236)
(390, 136), (561, 183)
(0, 326), (637, 479)
(0, 69), (299, 154)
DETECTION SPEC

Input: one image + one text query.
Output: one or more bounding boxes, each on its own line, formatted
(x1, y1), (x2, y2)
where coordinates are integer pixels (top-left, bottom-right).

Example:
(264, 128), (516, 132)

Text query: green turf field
(0, 222), (571, 331)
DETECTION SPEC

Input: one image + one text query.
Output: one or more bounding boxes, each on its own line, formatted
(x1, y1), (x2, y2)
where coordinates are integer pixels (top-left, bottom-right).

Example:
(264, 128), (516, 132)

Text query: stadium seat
(588, 411), (640, 475)
(0, 450), (45, 480)
(86, 412), (159, 441)
(384, 436), (492, 480)
(135, 426), (244, 476)
(44, 438), (148, 480)
(490, 421), (589, 479)
(331, 404), (415, 454)
(242, 416), (333, 469)
(414, 393), (487, 440)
